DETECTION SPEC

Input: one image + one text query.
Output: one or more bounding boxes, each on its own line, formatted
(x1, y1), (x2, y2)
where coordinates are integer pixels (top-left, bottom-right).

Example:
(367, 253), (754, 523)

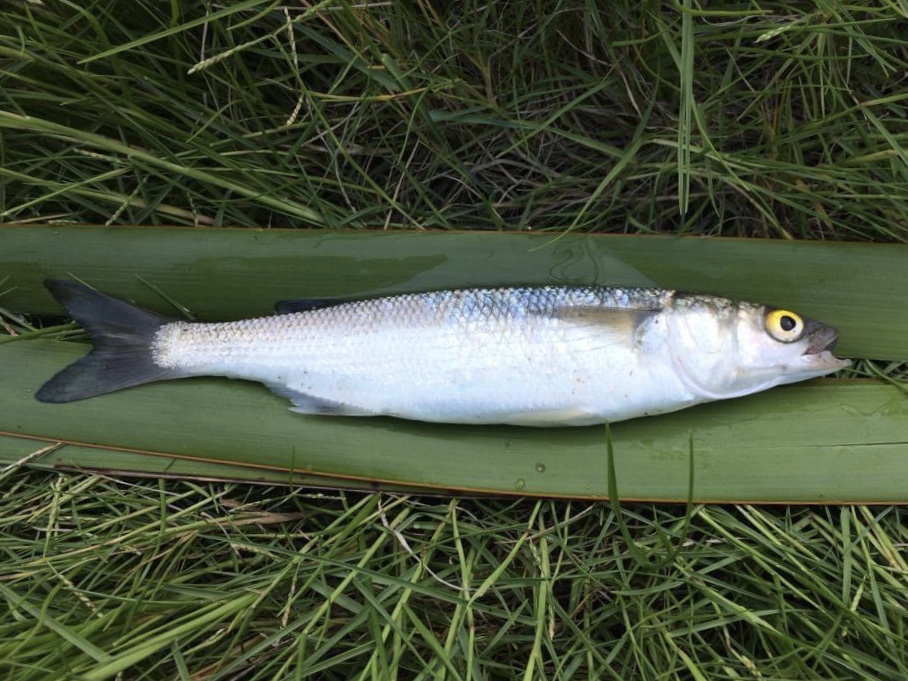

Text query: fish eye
(765, 309), (805, 343)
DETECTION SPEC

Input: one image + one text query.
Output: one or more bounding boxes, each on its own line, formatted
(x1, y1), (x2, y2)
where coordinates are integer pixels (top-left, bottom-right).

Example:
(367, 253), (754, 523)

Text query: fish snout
(803, 320), (839, 355)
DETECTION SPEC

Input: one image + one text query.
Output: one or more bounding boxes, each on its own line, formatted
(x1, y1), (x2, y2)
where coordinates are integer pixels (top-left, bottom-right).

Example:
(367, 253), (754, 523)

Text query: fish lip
(803, 322), (840, 355)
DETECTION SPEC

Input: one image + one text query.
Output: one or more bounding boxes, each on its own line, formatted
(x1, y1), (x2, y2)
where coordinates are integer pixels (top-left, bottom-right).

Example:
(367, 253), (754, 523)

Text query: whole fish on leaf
(36, 280), (850, 427)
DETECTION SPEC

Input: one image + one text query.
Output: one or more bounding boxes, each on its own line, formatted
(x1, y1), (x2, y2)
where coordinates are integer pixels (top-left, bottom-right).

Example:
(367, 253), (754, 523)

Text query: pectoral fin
(551, 306), (657, 333)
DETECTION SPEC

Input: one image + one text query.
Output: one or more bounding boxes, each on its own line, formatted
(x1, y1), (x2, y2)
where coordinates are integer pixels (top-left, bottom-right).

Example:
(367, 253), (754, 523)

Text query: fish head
(667, 297), (851, 399)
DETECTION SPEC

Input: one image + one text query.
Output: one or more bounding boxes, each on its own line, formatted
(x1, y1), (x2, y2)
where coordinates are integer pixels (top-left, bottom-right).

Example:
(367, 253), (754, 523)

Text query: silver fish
(36, 281), (850, 426)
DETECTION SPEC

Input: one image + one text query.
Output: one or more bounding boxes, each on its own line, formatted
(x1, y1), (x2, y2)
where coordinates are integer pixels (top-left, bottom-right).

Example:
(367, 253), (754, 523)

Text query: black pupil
(780, 315), (796, 332)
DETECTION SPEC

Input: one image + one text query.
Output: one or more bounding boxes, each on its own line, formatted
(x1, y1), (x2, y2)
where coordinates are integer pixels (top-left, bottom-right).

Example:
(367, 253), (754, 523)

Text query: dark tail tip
(36, 280), (179, 403)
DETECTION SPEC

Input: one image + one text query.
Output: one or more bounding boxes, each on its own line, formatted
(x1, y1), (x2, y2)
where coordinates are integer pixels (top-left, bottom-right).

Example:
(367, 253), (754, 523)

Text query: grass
(3, 0), (908, 679)
(4, 475), (908, 679)
(3, 1), (908, 238)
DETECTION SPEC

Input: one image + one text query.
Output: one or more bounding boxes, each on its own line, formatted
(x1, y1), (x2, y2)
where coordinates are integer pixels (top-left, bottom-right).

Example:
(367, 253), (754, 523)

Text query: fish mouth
(802, 322), (852, 371)
(804, 322), (839, 355)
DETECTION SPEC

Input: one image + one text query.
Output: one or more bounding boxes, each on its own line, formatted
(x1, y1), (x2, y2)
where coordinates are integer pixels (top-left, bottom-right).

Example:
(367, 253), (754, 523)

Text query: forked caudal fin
(36, 280), (181, 403)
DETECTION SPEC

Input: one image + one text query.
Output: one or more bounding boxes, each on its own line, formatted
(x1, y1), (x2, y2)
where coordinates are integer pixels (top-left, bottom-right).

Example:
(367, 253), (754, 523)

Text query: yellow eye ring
(765, 309), (805, 343)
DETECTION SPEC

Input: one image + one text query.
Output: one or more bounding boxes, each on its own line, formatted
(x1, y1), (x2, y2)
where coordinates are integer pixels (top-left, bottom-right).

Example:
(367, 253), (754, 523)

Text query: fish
(35, 280), (850, 427)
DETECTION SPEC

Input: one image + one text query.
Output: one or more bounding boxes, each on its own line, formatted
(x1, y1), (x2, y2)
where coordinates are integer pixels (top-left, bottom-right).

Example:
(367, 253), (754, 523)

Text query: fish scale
(36, 282), (849, 426)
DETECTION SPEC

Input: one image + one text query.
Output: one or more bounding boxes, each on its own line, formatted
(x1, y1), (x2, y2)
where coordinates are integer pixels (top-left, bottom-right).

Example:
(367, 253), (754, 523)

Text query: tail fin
(36, 280), (180, 403)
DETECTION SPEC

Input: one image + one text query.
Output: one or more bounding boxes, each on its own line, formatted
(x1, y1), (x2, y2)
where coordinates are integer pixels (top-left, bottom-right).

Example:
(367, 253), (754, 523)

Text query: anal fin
(266, 384), (376, 417)
(500, 408), (598, 427)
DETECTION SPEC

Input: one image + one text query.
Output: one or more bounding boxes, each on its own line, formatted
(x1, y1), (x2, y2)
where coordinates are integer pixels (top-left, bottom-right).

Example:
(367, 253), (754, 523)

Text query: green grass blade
(0, 583), (112, 664)
(3, 225), (907, 360)
(677, 0), (695, 215)
(0, 435), (430, 494)
(3, 226), (908, 502)
(3, 340), (908, 503)
(0, 112), (325, 225)
(81, 594), (258, 681)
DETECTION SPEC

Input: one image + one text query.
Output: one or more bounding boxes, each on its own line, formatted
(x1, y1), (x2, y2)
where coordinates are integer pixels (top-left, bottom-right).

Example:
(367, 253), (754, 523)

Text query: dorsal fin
(274, 298), (349, 314)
